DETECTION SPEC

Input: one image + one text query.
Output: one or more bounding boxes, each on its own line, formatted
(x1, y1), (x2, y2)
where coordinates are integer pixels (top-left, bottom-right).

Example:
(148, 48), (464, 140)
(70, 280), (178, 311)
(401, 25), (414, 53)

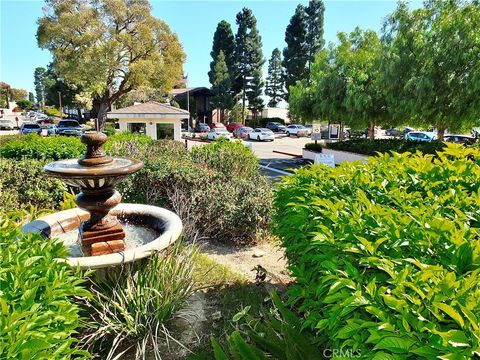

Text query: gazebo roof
(107, 101), (190, 119)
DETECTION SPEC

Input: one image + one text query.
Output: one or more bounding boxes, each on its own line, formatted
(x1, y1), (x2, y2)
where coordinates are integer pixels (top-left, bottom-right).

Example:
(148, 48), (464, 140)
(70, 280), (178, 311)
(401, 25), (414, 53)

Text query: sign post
(311, 120), (322, 143)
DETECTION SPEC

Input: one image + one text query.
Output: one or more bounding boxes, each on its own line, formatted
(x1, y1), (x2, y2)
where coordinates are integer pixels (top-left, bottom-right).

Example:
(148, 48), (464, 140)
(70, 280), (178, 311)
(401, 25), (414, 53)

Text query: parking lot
(186, 133), (312, 159)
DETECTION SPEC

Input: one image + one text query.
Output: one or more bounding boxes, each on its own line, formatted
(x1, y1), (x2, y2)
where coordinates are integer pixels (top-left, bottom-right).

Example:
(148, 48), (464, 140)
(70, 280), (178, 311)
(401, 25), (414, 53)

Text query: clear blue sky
(0, 0), (420, 94)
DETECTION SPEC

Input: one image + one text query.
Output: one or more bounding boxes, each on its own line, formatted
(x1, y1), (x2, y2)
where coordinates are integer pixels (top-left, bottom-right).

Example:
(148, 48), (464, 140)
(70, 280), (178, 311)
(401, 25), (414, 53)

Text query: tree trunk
(437, 126), (445, 141)
(77, 108), (83, 123)
(368, 121), (375, 141)
(241, 91), (246, 125)
(97, 101), (109, 131)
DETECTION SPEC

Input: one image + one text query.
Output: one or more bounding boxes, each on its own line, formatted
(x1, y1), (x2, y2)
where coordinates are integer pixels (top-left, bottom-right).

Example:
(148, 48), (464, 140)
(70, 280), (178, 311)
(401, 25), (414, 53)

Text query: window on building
(156, 123), (174, 139)
(127, 122), (146, 135)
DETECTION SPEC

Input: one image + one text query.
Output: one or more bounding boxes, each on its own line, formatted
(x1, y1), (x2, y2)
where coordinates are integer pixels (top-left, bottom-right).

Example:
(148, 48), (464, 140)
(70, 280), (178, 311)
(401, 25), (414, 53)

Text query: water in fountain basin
(57, 223), (159, 257)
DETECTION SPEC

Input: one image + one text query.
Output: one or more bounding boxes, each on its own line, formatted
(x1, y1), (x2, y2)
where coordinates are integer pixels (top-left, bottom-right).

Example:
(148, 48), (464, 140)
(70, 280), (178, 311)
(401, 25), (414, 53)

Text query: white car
(0, 119), (14, 130)
(248, 128), (275, 141)
(286, 125), (310, 137)
(207, 128), (232, 141)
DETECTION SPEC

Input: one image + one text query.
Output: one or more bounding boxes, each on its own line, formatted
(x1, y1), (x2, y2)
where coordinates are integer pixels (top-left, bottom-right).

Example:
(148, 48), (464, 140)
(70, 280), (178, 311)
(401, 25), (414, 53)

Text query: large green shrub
(116, 139), (271, 244)
(305, 138), (447, 156)
(0, 159), (68, 211)
(0, 134), (85, 160)
(275, 145), (480, 358)
(0, 212), (90, 359)
(191, 138), (260, 180)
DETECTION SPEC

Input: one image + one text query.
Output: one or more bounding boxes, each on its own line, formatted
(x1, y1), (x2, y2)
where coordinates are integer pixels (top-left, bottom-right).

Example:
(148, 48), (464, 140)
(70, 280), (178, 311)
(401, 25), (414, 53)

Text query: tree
(210, 51), (233, 122)
(382, 0), (480, 140)
(34, 67), (47, 106)
(9, 88), (28, 102)
(208, 20), (235, 87)
(28, 92), (35, 103)
(289, 28), (387, 140)
(305, 0), (325, 80)
(0, 82), (11, 108)
(37, 0), (185, 129)
(265, 48), (285, 107)
(16, 99), (33, 110)
(233, 8), (265, 122)
(282, 5), (308, 100)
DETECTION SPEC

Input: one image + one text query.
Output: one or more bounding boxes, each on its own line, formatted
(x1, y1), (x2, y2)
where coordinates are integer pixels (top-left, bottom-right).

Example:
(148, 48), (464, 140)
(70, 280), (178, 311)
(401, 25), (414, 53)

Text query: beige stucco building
(107, 101), (189, 141)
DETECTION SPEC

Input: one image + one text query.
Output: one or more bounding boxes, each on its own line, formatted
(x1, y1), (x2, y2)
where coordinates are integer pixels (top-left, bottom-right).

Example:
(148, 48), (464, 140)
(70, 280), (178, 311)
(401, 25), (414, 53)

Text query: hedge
(274, 144), (480, 358)
(305, 138), (447, 156)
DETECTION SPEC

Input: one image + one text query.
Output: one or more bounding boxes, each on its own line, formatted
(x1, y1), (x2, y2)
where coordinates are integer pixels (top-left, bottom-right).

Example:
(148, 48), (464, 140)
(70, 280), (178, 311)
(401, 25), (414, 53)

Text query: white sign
(314, 153), (335, 167)
(311, 120), (322, 141)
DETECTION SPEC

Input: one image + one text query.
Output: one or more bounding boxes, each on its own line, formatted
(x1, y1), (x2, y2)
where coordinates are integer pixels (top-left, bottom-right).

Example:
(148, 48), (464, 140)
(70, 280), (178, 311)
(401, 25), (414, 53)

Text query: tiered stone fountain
(22, 131), (182, 269)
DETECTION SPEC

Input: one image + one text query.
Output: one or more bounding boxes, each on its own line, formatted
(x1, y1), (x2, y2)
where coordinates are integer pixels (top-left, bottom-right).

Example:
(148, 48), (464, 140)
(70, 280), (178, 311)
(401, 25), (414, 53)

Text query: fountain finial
(78, 131), (113, 166)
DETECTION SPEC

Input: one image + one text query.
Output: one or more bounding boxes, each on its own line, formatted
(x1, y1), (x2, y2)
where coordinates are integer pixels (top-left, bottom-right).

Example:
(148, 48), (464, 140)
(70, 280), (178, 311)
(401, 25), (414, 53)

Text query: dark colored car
(226, 122), (243, 133)
(444, 135), (476, 145)
(20, 123), (42, 135)
(194, 123), (210, 133)
(265, 122), (286, 132)
(385, 128), (403, 137)
(57, 119), (82, 136)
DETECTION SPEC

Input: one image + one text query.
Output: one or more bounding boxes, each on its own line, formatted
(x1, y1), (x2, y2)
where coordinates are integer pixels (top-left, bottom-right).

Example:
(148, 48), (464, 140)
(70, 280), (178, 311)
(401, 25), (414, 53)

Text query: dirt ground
(198, 240), (292, 285)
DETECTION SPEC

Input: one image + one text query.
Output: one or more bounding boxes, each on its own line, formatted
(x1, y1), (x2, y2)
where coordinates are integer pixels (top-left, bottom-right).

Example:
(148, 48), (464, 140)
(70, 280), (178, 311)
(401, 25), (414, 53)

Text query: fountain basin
(22, 204), (183, 270)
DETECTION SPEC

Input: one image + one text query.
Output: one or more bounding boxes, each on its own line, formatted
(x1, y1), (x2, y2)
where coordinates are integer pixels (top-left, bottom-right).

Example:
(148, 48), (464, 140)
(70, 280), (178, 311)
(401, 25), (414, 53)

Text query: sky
(0, 0), (421, 95)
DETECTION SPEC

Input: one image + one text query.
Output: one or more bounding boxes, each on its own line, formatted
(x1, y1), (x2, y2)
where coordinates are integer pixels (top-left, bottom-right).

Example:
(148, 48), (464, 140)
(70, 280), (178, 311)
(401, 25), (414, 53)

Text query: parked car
(207, 128), (232, 141)
(46, 124), (58, 136)
(194, 123), (210, 133)
(233, 126), (253, 139)
(226, 122), (243, 132)
(57, 119), (82, 136)
(20, 123), (42, 135)
(385, 128), (403, 137)
(286, 125), (309, 137)
(405, 131), (437, 142)
(444, 135), (476, 145)
(248, 128), (275, 141)
(34, 114), (49, 122)
(210, 122), (226, 129)
(265, 122), (286, 133)
(0, 119), (14, 130)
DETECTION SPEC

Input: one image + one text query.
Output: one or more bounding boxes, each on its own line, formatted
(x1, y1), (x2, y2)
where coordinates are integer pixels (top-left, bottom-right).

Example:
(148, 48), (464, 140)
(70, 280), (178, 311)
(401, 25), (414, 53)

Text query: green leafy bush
(0, 213), (91, 359)
(274, 145), (480, 358)
(115, 139), (271, 244)
(0, 159), (68, 211)
(191, 138), (260, 179)
(0, 133), (85, 160)
(305, 138), (447, 156)
(208, 292), (322, 360)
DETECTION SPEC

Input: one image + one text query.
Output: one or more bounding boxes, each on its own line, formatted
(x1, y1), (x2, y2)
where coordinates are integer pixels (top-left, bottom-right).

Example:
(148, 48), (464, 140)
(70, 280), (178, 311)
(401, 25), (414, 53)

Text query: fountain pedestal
(44, 131), (143, 256)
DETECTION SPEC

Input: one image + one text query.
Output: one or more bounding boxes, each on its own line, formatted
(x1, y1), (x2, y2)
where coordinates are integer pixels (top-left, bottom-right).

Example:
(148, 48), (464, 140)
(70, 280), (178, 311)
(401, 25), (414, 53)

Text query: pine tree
(265, 48), (285, 107)
(234, 8), (265, 122)
(210, 51), (233, 122)
(305, 0), (325, 79)
(208, 20), (235, 86)
(282, 5), (308, 100)
(28, 92), (35, 103)
(34, 67), (47, 105)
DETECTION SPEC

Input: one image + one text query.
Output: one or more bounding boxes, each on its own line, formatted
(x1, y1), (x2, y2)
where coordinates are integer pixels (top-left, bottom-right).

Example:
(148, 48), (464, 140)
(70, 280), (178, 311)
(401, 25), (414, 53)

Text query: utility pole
(58, 91), (62, 116)
(186, 90), (191, 128)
